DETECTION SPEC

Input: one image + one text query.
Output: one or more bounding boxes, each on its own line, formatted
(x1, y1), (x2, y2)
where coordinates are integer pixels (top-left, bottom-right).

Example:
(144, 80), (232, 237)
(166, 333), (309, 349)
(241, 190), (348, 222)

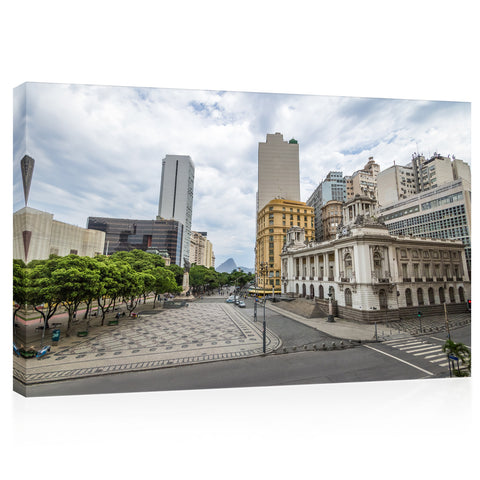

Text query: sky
(12, 83), (471, 268)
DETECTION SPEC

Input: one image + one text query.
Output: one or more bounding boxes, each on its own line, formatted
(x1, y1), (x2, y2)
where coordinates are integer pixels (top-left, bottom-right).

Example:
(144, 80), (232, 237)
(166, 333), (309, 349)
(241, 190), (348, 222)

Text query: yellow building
(255, 199), (314, 294)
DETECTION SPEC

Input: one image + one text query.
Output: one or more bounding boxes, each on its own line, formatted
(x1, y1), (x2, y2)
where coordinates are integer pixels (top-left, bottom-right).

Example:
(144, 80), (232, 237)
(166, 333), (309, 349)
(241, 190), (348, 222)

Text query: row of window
(294, 284), (466, 307)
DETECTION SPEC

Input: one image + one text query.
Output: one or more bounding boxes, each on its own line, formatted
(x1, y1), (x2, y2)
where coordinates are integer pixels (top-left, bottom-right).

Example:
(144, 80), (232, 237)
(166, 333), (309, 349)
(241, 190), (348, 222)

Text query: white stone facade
(13, 207), (105, 263)
(281, 198), (470, 323)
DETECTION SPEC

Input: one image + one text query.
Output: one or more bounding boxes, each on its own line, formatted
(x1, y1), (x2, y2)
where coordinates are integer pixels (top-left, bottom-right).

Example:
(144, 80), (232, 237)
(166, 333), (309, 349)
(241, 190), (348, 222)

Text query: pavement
(13, 299), (281, 386)
(13, 292), (471, 389)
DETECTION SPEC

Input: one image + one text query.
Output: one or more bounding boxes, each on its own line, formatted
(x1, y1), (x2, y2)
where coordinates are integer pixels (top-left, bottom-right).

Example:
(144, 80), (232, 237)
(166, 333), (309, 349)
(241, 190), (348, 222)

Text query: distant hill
(216, 258), (254, 274)
(216, 258), (237, 273)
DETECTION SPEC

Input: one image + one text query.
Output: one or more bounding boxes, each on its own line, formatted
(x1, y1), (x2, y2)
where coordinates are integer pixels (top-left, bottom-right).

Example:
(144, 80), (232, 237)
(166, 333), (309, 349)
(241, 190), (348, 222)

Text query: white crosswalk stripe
(382, 338), (449, 368)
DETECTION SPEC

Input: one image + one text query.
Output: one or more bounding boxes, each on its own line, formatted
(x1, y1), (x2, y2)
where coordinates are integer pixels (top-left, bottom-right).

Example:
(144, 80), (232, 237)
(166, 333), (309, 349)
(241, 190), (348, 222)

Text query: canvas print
(13, 82), (471, 397)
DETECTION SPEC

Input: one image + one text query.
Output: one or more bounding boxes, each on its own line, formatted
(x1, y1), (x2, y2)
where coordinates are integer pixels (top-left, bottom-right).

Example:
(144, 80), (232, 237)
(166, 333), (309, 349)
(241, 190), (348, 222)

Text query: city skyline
(13, 82), (471, 268)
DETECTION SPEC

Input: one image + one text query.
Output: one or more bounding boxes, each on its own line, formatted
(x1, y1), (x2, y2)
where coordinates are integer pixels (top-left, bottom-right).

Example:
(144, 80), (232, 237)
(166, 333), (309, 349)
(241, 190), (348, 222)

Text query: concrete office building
(377, 164), (417, 206)
(281, 195), (470, 323)
(350, 157), (379, 200)
(257, 133), (300, 212)
(190, 231), (215, 268)
(14, 207), (105, 263)
(378, 153), (471, 205)
(87, 217), (184, 265)
(378, 179), (472, 275)
(307, 171), (346, 242)
(157, 155), (195, 267)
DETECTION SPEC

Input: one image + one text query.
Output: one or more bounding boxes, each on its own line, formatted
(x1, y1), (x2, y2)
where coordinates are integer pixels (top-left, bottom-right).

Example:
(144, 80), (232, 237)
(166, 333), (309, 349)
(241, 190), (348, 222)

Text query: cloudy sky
(13, 82), (471, 268)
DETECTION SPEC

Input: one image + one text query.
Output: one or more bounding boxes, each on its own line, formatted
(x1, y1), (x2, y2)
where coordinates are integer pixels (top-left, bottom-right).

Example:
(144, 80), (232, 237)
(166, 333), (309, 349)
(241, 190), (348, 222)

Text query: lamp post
(327, 291), (335, 322)
(259, 261), (268, 353)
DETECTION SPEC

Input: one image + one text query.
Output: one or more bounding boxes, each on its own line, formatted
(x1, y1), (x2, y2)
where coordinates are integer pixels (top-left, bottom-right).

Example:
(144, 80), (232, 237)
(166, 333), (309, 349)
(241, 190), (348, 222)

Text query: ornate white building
(281, 196), (470, 323)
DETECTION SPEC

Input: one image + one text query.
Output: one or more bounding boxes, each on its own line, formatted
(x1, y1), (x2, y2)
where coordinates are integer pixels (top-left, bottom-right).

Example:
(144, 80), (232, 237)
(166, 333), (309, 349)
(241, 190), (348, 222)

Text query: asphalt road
(18, 296), (470, 397)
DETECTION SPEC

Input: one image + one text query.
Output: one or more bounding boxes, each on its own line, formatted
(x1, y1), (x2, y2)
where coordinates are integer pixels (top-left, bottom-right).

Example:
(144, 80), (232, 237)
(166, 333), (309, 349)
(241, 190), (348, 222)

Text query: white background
(1, 1), (478, 478)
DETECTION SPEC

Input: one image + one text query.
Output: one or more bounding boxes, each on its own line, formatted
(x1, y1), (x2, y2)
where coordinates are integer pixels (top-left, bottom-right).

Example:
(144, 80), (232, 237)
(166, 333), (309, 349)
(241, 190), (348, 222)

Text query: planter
(77, 331), (89, 337)
(108, 320), (118, 326)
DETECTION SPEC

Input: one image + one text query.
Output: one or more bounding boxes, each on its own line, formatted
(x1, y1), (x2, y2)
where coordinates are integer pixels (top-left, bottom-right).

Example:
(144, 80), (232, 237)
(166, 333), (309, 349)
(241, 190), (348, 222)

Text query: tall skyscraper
(157, 154), (195, 267)
(257, 133), (300, 212)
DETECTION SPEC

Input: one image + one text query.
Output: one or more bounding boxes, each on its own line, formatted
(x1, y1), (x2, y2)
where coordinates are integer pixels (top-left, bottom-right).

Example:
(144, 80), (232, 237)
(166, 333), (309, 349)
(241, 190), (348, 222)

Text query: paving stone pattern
(13, 303), (281, 385)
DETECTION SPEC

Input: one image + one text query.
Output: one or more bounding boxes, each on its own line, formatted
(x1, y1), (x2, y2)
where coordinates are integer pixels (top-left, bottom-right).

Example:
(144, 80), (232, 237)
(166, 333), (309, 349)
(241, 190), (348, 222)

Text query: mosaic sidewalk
(13, 303), (281, 385)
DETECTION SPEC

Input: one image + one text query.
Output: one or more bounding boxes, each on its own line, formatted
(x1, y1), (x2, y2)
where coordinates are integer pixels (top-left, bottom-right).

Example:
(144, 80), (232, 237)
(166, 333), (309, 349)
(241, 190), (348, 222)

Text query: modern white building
(13, 206), (105, 263)
(281, 195), (470, 323)
(377, 154), (471, 206)
(157, 154), (195, 267)
(378, 178), (472, 275)
(257, 133), (300, 212)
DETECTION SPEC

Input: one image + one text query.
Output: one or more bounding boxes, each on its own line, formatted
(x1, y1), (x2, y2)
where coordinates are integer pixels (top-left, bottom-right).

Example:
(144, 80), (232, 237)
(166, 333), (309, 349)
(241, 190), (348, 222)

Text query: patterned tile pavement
(13, 303), (281, 385)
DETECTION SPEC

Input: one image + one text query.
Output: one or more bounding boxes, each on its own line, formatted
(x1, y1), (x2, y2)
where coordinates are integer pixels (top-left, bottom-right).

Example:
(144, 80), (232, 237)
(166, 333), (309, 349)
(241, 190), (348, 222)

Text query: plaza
(13, 301), (281, 386)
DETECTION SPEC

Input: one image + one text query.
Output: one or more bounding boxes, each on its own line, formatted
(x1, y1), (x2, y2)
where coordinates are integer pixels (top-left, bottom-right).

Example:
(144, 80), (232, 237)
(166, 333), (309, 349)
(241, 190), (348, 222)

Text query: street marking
(430, 357), (448, 363)
(406, 345), (443, 354)
(386, 340), (422, 347)
(398, 342), (425, 350)
(413, 348), (442, 356)
(438, 362), (449, 367)
(425, 352), (446, 359)
(363, 344), (434, 376)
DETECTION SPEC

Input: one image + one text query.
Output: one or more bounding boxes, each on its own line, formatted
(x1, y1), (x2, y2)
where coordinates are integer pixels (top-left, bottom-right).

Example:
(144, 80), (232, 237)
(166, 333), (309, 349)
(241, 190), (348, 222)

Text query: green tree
(151, 266), (181, 307)
(52, 255), (101, 336)
(13, 259), (28, 338)
(27, 257), (62, 330)
(442, 339), (471, 376)
(167, 264), (184, 287)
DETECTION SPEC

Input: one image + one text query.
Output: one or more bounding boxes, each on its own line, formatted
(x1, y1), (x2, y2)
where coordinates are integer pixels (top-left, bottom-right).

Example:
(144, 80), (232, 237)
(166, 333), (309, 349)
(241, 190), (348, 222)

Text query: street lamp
(259, 261), (269, 353)
(327, 291), (335, 322)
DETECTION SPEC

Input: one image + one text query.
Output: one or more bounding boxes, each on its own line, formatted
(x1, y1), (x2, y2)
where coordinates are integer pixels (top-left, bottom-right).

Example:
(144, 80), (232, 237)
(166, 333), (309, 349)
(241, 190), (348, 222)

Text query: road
(21, 317), (469, 397)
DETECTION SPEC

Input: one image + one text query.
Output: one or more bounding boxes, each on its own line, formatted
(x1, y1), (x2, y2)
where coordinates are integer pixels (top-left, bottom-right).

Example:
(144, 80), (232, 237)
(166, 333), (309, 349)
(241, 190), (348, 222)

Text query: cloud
(13, 83), (471, 268)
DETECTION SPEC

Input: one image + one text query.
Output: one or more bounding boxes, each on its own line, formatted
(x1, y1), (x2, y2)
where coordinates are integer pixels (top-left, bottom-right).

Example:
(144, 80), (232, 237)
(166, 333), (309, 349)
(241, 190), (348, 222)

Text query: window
(428, 287), (435, 305)
(405, 288), (413, 306)
(417, 288), (424, 305)
(345, 288), (352, 307)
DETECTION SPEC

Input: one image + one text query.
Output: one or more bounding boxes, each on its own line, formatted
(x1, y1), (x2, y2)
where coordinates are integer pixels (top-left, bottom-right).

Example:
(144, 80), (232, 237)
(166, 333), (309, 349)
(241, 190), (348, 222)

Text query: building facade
(378, 153), (471, 206)
(350, 157), (379, 200)
(14, 207), (105, 263)
(281, 196), (470, 323)
(378, 179), (472, 275)
(257, 133), (300, 213)
(190, 231), (215, 268)
(87, 217), (184, 265)
(321, 200), (343, 241)
(157, 154), (195, 267)
(306, 171), (346, 242)
(256, 199), (314, 294)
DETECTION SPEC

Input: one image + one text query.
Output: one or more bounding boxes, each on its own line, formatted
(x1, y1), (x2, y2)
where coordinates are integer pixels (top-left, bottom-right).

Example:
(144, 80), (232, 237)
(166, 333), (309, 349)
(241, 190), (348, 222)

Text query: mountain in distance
(216, 258), (254, 274)
(216, 258), (237, 273)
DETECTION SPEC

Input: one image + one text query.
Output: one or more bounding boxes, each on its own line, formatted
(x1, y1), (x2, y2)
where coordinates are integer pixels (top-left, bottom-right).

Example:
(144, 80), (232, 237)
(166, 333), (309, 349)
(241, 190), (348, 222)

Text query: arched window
(405, 288), (413, 306)
(344, 253), (353, 278)
(439, 287), (445, 303)
(459, 286), (465, 302)
(345, 288), (352, 307)
(417, 288), (424, 305)
(428, 287), (435, 305)
(319, 285), (324, 299)
(379, 289), (387, 310)
(449, 287), (455, 303)
(302, 284), (306, 297)
(310, 284), (315, 298)
(295, 284), (299, 296)
(373, 252), (382, 278)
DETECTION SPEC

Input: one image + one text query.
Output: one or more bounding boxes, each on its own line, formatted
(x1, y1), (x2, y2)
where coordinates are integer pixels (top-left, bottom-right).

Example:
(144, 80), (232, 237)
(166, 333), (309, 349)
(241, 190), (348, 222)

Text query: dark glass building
(87, 217), (184, 265)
